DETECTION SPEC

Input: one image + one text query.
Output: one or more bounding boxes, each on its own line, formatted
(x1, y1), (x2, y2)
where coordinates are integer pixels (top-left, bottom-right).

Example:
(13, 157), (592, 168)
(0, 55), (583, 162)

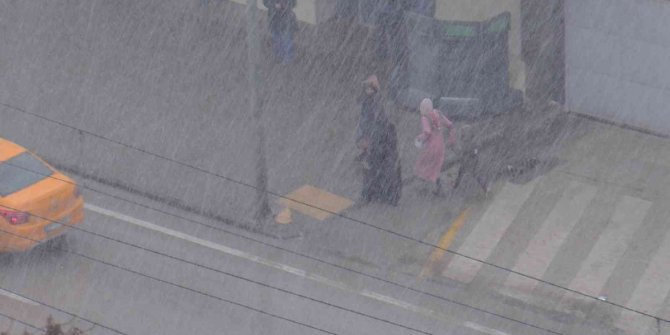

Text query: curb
(53, 162), (304, 240)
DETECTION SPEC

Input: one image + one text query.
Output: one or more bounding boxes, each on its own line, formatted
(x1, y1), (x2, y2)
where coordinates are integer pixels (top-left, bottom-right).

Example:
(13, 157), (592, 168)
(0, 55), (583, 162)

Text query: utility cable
(0, 223), (339, 335)
(0, 201), (443, 335)
(2, 161), (564, 335)
(0, 311), (44, 334)
(0, 150), (666, 334)
(0, 283), (125, 335)
(2, 102), (665, 329)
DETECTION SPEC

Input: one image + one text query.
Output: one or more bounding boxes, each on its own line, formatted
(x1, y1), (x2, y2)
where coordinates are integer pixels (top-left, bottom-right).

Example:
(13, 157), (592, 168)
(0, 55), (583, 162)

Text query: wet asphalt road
(0, 180), (556, 335)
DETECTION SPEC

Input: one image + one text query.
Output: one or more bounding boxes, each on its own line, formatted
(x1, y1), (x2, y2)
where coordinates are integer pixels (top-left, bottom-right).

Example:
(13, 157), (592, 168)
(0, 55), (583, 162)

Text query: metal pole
(246, 0), (271, 224)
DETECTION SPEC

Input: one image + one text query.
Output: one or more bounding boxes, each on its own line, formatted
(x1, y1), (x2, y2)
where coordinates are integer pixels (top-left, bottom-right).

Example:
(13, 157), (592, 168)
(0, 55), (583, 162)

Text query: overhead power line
(0, 311), (44, 334)
(0, 101), (664, 329)
(4, 162), (564, 335)
(0, 202), (440, 335)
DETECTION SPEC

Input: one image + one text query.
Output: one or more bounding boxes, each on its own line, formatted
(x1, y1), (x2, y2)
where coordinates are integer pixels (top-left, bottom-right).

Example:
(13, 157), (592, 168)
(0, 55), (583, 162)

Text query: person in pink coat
(414, 98), (456, 195)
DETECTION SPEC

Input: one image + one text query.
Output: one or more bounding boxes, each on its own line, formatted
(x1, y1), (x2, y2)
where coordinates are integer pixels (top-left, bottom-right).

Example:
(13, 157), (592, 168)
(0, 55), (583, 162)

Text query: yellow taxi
(0, 138), (84, 252)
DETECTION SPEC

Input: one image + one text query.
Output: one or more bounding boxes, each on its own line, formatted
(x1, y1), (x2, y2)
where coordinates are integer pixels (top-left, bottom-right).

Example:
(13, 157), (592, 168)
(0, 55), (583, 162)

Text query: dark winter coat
(362, 120), (402, 206)
(356, 93), (384, 144)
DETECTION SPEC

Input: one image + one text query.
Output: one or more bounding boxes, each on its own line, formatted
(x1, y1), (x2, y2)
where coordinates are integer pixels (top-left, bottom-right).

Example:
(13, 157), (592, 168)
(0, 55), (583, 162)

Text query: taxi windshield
(0, 152), (53, 196)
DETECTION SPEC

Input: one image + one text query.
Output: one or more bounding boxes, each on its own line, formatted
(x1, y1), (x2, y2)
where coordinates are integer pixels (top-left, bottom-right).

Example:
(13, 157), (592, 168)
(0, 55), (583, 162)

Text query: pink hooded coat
(414, 99), (455, 182)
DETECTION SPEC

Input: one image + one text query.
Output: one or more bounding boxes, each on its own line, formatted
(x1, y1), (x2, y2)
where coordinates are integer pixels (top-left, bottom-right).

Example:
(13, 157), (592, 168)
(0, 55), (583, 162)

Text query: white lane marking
(503, 181), (597, 298)
(85, 204), (309, 279)
(570, 196), (651, 296)
(464, 322), (512, 335)
(0, 288), (39, 306)
(359, 291), (513, 335)
(443, 179), (539, 283)
(85, 203), (511, 335)
(360, 290), (423, 313)
(306, 274), (350, 292)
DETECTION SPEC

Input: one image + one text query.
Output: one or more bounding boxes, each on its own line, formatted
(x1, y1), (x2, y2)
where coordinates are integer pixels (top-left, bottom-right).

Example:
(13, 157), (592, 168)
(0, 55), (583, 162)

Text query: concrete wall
(0, 0), (264, 227)
(435, 0), (525, 93)
(566, 0), (670, 135)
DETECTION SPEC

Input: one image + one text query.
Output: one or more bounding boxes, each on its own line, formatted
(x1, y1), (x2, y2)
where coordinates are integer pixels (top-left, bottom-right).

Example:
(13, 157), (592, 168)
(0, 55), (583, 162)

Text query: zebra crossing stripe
(503, 181), (597, 297)
(625, 227), (670, 315)
(443, 179), (538, 283)
(570, 195), (651, 296)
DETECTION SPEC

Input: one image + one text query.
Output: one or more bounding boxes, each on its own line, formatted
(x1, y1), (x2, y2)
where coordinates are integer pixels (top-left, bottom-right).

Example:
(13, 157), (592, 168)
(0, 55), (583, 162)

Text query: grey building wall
(566, 0), (670, 135)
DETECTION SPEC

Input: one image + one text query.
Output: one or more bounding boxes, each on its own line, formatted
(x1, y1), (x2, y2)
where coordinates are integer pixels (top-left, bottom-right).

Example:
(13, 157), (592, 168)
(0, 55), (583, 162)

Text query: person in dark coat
(355, 75), (383, 162)
(361, 110), (402, 206)
(453, 125), (489, 193)
(263, 0), (298, 63)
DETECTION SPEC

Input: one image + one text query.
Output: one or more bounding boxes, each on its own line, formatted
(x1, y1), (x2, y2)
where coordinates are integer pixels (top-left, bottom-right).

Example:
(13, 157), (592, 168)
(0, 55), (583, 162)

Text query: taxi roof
(0, 138), (27, 161)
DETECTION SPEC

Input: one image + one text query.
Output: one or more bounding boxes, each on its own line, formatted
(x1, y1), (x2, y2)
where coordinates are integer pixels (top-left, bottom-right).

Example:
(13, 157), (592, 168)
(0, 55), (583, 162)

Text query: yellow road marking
(278, 185), (353, 221)
(420, 208), (471, 279)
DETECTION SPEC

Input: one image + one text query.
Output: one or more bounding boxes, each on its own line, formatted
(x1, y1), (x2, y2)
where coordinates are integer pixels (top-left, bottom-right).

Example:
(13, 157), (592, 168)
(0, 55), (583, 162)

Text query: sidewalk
(289, 99), (571, 280)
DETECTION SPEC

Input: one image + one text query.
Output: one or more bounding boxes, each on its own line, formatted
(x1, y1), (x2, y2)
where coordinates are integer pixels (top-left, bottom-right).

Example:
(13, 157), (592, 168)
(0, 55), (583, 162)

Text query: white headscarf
(419, 98), (433, 115)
